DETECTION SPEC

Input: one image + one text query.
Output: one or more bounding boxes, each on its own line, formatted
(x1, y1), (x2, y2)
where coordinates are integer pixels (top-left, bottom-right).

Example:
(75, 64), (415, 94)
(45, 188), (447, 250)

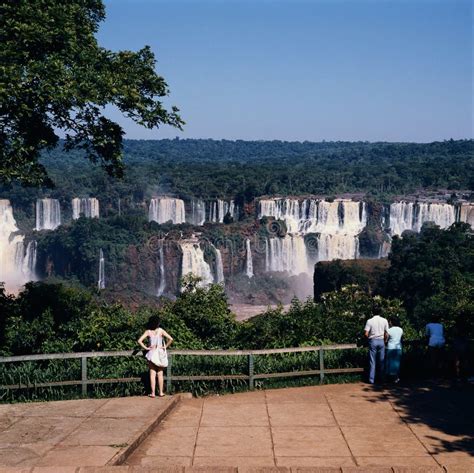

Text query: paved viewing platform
(0, 382), (472, 472)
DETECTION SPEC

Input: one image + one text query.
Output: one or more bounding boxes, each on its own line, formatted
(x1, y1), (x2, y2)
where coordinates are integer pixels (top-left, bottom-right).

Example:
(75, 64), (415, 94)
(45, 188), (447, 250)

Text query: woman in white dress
(138, 316), (173, 397)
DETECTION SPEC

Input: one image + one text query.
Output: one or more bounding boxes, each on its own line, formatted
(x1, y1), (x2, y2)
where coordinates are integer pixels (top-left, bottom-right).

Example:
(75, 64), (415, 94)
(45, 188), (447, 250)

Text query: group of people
(364, 312), (469, 384)
(364, 313), (405, 384)
(137, 312), (467, 398)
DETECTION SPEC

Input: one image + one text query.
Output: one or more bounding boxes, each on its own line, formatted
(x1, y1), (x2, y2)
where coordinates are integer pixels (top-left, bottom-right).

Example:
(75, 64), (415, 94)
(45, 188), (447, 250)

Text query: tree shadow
(366, 381), (474, 456)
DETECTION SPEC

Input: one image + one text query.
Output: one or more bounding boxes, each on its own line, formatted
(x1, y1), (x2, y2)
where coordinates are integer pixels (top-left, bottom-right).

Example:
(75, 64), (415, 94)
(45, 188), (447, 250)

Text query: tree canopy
(0, 0), (183, 187)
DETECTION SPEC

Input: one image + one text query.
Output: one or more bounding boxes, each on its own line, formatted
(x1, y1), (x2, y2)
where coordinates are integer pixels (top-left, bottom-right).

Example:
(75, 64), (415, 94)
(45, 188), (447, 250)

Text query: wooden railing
(0, 344), (364, 396)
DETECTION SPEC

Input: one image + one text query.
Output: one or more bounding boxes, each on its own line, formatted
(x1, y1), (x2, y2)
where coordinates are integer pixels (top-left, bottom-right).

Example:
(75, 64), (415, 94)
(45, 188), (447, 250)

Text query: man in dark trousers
(364, 313), (389, 384)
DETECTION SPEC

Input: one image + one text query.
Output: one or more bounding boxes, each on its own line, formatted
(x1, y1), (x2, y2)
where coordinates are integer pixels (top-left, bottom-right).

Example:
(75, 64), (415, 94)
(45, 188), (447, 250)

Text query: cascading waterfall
(190, 199), (206, 226)
(414, 203), (456, 233)
(208, 199), (238, 223)
(260, 199), (366, 274)
(0, 199), (36, 292)
(36, 198), (61, 230)
(213, 245), (225, 284)
(72, 198), (100, 219)
(157, 242), (166, 297)
(458, 203), (474, 227)
(316, 234), (359, 261)
(389, 202), (456, 236)
(22, 241), (37, 278)
(265, 235), (309, 275)
(245, 238), (254, 278)
(97, 249), (105, 290)
(148, 197), (185, 224)
(180, 241), (214, 288)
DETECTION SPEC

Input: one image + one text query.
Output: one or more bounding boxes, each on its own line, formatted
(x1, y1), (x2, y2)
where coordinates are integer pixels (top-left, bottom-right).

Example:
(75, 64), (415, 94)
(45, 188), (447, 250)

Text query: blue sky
(100, 0), (472, 142)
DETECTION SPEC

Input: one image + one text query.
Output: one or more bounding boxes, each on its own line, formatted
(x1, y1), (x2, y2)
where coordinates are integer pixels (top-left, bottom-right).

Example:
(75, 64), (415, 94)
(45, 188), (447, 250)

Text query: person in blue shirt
(385, 316), (403, 383)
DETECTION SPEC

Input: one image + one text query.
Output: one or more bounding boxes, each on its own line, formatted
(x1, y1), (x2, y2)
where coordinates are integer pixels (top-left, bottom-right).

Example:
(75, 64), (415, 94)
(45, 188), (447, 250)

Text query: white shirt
(364, 315), (389, 340)
(387, 326), (403, 350)
(425, 323), (445, 347)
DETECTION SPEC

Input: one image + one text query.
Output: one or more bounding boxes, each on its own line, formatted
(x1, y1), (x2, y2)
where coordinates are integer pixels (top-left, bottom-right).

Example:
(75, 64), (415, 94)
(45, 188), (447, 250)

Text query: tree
(0, 0), (183, 186)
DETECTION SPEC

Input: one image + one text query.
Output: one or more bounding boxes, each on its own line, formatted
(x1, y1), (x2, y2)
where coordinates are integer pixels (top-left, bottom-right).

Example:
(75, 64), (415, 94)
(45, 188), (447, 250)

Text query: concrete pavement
(126, 383), (474, 471)
(0, 382), (472, 471)
(0, 395), (179, 468)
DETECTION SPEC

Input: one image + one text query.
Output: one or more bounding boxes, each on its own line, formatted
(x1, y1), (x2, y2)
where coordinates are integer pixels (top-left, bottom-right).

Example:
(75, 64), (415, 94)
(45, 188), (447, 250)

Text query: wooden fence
(0, 344), (364, 396)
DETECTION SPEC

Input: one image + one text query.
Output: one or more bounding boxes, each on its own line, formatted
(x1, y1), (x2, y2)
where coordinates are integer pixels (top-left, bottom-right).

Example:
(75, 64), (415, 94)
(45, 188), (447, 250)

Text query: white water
(208, 199), (237, 223)
(0, 200), (36, 293)
(265, 235), (310, 275)
(180, 241), (214, 288)
(213, 246), (225, 284)
(389, 202), (456, 236)
(149, 197), (185, 224)
(316, 234), (359, 261)
(190, 199), (206, 226)
(36, 198), (61, 230)
(260, 199), (366, 274)
(157, 242), (166, 297)
(459, 203), (474, 227)
(245, 239), (254, 278)
(72, 198), (100, 219)
(259, 198), (366, 234)
(98, 249), (105, 290)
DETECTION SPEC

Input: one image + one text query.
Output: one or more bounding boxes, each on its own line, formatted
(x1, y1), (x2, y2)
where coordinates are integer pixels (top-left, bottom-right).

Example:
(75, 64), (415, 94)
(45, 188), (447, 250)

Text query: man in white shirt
(364, 314), (389, 384)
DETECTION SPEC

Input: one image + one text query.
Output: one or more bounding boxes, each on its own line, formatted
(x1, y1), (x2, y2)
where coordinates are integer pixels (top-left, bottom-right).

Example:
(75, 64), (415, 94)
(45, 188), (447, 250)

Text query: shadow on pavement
(365, 381), (474, 457)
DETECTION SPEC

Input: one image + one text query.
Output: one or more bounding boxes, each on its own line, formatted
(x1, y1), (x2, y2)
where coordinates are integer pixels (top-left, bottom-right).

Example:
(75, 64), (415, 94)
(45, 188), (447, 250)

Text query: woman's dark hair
(390, 316), (401, 327)
(147, 315), (161, 330)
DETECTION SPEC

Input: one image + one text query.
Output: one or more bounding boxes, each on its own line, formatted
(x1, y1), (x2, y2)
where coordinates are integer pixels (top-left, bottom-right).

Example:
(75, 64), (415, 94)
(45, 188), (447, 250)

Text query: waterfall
(180, 241), (214, 288)
(157, 242), (166, 297)
(259, 198), (301, 232)
(259, 198), (366, 236)
(245, 239), (254, 278)
(148, 197), (185, 224)
(265, 235), (309, 275)
(389, 202), (456, 236)
(190, 199), (206, 226)
(317, 234), (359, 261)
(72, 198), (100, 219)
(207, 199), (237, 223)
(98, 249), (105, 290)
(458, 203), (474, 227)
(0, 199), (36, 292)
(22, 241), (37, 278)
(260, 198), (366, 273)
(213, 246), (225, 284)
(36, 198), (61, 230)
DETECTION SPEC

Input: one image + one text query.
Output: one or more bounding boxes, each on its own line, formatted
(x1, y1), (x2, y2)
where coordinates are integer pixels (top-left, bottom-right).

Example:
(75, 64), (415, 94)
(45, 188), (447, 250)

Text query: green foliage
(1, 139), (472, 210)
(239, 289), (411, 349)
(166, 275), (238, 348)
(385, 223), (474, 333)
(0, 0), (183, 187)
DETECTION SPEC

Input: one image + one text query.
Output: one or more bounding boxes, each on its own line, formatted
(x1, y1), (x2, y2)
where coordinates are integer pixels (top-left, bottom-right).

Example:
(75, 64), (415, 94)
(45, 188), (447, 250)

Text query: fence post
(166, 353), (172, 394)
(248, 354), (254, 390)
(81, 356), (88, 397)
(319, 348), (325, 384)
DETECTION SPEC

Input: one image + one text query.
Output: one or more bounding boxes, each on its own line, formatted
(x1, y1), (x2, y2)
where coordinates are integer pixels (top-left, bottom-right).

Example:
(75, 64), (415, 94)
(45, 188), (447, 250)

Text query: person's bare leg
(149, 363), (157, 397)
(157, 368), (165, 396)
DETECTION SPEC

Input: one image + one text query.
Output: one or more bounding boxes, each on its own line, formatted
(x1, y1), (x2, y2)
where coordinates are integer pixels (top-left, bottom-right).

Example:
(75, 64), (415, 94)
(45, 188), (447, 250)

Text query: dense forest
(2, 139), (473, 215)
